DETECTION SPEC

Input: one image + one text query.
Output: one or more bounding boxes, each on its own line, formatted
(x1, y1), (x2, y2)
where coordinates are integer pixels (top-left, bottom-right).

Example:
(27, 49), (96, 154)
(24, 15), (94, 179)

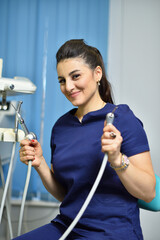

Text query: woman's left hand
(101, 122), (123, 166)
(101, 122), (156, 202)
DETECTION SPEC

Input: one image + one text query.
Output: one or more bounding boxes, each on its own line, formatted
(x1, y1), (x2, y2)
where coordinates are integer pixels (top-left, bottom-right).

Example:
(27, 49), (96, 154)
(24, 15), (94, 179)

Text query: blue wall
(0, 0), (110, 200)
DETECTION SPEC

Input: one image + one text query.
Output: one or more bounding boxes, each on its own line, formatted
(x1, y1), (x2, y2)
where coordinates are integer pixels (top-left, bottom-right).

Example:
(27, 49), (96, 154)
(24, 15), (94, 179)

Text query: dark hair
(56, 39), (114, 104)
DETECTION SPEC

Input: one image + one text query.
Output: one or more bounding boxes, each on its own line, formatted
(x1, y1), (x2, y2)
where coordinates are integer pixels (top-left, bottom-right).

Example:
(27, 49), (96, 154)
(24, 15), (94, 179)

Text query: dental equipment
(0, 101), (23, 239)
(0, 157), (13, 237)
(0, 145), (15, 239)
(0, 58), (36, 110)
(59, 109), (116, 240)
(11, 103), (37, 236)
(0, 59), (37, 237)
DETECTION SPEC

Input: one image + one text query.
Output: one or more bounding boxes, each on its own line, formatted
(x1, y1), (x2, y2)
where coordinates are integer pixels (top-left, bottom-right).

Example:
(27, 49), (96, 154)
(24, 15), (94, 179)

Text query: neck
(75, 96), (106, 122)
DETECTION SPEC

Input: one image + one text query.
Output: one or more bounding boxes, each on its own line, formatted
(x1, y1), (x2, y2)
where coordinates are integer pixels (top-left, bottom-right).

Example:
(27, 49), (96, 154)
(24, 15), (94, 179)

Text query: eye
(72, 74), (80, 80)
(58, 78), (65, 84)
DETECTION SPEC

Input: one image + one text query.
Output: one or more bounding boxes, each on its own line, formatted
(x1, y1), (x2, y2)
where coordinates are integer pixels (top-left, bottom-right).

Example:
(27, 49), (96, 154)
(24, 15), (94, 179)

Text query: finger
(101, 142), (120, 153)
(20, 139), (31, 147)
(102, 133), (122, 143)
(20, 149), (35, 157)
(20, 151), (35, 159)
(101, 136), (123, 152)
(102, 132), (115, 139)
(29, 139), (41, 150)
(19, 145), (35, 153)
(101, 136), (121, 146)
(20, 155), (35, 165)
(103, 124), (120, 135)
(101, 138), (115, 145)
(29, 139), (38, 146)
(19, 144), (35, 159)
(102, 131), (118, 140)
(20, 138), (38, 147)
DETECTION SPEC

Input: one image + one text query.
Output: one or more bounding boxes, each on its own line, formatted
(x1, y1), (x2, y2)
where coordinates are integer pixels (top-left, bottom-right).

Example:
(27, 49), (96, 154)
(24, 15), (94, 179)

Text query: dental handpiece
(59, 109), (116, 240)
(15, 111), (29, 135)
(17, 111), (36, 140)
(106, 112), (114, 125)
(11, 104), (37, 140)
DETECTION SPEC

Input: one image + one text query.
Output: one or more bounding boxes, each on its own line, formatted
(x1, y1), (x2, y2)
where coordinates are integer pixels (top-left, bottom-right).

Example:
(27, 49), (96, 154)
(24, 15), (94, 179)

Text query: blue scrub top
(50, 103), (149, 239)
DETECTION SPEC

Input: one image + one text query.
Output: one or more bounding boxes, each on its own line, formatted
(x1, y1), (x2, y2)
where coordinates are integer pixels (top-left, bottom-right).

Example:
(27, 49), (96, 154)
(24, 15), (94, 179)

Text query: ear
(94, 66), (102, 83)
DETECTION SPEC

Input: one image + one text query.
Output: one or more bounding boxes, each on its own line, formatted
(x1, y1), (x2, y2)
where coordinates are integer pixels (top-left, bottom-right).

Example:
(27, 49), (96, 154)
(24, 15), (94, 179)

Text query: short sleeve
(115, 105), (150, 157)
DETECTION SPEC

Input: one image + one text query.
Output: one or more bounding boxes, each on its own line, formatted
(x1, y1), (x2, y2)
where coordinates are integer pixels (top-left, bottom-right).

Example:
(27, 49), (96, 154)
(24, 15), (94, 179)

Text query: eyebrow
(58, 69), (80, 79)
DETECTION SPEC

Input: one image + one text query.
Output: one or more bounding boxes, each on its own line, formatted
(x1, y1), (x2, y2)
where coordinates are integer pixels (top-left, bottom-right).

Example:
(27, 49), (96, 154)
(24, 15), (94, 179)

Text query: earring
(98, 81), (100, 86)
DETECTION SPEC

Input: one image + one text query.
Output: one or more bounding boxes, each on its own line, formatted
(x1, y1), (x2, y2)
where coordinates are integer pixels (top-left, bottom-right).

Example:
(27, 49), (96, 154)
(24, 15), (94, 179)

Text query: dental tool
(11, 103), (36, 140)
(11, 103), (37, 236)
(59, 109), (117, 240)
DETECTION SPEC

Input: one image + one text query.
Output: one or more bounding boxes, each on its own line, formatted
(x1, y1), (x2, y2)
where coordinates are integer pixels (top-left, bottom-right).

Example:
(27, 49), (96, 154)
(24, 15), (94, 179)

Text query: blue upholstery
(138, 174), (160, 211)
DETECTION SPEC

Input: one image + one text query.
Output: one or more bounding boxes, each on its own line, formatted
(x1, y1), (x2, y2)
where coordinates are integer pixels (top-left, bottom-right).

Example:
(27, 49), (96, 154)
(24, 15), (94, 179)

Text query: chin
(69, 99), (84, 107)
(71, 102), (81, 107)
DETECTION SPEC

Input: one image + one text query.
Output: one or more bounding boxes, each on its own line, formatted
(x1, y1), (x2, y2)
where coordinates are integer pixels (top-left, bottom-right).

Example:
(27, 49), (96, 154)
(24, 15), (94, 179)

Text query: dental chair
(138, 174), (160, 211)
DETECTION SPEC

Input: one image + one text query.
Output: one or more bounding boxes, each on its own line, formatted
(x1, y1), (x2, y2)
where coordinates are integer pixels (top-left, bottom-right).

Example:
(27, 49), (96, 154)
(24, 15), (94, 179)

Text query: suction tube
(59, 112), (115, 240)
(17, 160), (32, 236)
(0, 144), (15, 239)
(17, 133), (36, 236)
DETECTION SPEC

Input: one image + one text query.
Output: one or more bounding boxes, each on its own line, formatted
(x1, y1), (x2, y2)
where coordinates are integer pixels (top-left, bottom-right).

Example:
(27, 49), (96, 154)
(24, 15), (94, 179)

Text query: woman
(14, 39), (156, 240)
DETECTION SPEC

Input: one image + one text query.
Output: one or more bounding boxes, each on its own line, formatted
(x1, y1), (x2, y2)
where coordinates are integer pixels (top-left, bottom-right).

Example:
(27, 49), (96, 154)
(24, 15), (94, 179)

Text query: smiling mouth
(70, 91), (81, 98)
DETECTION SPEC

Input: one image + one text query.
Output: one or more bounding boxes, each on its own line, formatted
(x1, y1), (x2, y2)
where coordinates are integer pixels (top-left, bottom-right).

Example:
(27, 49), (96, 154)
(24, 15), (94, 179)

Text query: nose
(65, 79), (75, 92)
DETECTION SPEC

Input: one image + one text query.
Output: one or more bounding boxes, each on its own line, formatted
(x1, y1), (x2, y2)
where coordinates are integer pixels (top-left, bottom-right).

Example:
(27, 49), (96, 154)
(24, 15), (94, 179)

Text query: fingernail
(31, 139), (35, 142)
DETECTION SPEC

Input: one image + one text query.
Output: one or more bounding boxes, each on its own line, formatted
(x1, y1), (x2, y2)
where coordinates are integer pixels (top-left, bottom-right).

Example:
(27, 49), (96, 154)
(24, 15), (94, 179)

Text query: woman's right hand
(19, 139), (44, 168)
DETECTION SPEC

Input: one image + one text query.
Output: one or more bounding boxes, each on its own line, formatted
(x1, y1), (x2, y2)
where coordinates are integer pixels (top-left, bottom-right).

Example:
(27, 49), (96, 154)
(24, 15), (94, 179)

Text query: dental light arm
(58, 111), (115, 240)
(0, 58), (37, 110)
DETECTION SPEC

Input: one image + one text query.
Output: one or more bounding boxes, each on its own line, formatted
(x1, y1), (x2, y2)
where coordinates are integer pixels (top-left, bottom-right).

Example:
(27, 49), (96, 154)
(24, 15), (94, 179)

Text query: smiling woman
(57, 58), (104, 121)
(56, 39), (113, 122)
(14, 39), (155, 240)
(56, 39), (113, 104)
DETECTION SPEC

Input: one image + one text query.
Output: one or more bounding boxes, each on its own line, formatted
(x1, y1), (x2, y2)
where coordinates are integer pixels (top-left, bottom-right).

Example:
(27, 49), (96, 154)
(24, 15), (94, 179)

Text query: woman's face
(57, 58), (102, 108)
